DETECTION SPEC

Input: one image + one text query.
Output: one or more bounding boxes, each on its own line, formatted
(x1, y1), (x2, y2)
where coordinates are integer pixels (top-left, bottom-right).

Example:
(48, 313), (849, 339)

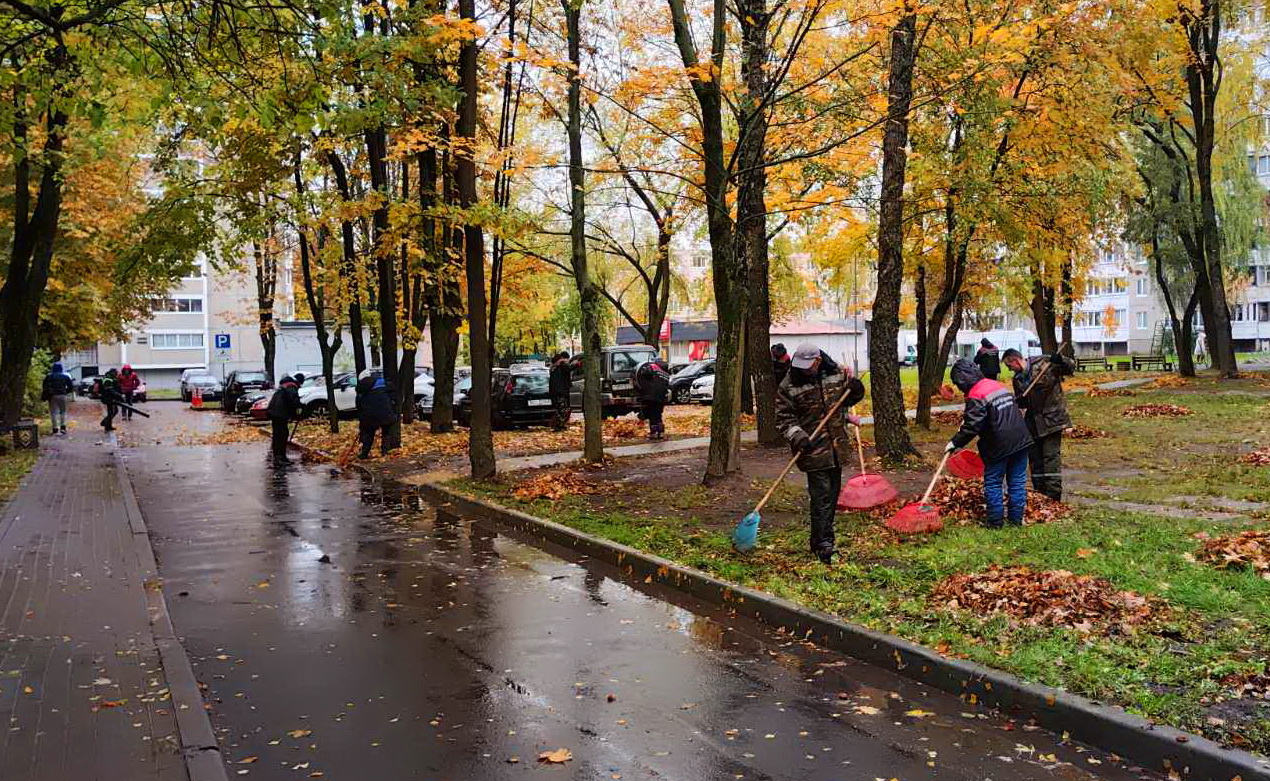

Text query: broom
(837, 413), (898, 509)
(886, 449), (952, 534)
(733, 382), (858, 552)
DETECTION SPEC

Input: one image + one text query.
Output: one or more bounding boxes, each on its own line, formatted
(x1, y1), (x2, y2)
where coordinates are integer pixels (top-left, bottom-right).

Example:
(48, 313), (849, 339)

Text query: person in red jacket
(118, 365), (142, 420)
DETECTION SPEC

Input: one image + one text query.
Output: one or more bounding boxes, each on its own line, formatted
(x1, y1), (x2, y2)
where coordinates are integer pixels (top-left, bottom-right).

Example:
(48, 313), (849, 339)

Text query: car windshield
(191, 375), (218, 385)
(237, 372), (268, 384)
(513, 373), (549, 393)
(675, 360), (711, 378)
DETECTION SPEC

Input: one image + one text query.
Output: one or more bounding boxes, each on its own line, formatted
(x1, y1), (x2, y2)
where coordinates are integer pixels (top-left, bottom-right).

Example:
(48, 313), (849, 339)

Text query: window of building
(1258, 155), (1270, 176)
(151, 332), (205, 349)
(1084, 278), (1129, 297)
(1136, 311), (1148, 329)
(691, 252), (708, 269)
(151, 297), (204, 313)
(1136, 278), (1148, 296)
(1233, 304), (1245, 322)
(1260, 302), (1270, 322)
(1075, 310), (1102, 328)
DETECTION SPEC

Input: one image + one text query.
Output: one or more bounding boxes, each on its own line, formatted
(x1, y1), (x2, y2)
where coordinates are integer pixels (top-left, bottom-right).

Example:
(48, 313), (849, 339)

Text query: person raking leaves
(1003, 348), (1075, 501)
(634, 357), (671, 440)
(946, 358), (1032, 528)
(355, 370), (399, 459)
(266, 373), (304, 465)
(548, 351), (572, 431)
(774, 343), (864, 564)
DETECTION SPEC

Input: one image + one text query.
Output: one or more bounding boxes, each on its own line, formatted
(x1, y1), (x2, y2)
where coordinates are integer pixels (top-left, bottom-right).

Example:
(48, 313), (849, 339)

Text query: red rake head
(886, 502), (945, 534)
(838, 473), (899, 510)
(946, 449), (985, 480)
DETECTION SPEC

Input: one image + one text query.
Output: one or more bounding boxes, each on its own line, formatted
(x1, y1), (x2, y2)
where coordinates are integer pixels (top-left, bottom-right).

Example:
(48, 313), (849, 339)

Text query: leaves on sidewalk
(932, 566), (1159, 633)
(537, 748), (573, 764)
(1195, 530), (1270, 579)
(1122, 403), (1193, 418)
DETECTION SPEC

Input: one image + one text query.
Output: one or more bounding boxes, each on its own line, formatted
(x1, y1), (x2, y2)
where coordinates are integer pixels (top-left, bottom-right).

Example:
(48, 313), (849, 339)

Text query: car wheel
(307, 400), (329, 417)
(672, 386), (688, 404)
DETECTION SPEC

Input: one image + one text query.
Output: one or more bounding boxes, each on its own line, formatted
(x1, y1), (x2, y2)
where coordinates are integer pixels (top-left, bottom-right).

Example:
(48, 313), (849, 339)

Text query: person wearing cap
(1003, 348), (1074, 500)
(266, 374), (304, 465)
(774, 342), (865, 564)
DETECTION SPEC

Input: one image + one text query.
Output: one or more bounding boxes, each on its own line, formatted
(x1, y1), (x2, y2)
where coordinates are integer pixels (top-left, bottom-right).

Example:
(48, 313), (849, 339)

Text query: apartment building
(1070, 245), (1166, 356)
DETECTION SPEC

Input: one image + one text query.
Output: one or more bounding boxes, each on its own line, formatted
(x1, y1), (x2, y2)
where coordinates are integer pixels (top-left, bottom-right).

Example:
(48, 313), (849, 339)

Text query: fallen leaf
(287, 729), (313, 739)
(538, 748), (573, 764)
(237, 757), (258, 764)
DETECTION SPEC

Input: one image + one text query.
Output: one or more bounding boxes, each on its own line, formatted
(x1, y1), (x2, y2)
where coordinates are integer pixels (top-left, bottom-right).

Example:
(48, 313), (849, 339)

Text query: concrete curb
(114, 450), (228, 781)
(418, 481), (1270, 781)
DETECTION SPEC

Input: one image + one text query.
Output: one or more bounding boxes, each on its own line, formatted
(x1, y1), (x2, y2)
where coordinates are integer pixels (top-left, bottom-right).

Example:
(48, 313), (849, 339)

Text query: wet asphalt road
(121, 406), (1159, 781)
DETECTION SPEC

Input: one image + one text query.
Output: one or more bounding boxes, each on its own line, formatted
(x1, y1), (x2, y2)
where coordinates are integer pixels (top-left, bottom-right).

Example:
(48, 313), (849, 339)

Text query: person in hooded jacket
(266, 374), (303, 464)
(634, 358), (671, 440)
(947, 358), (1033, 528)
(99, 369), (123, 432)
(118, 365), (141, 420)
(356, 372), (399, 458)
(770, 343), (791, 386)
(1004, 348), (1075, 500)
(774, 342), (865, 564)
(42, 362), (74, 435)
(548, 351), (573, 431)
(974, 338), (1000, 381)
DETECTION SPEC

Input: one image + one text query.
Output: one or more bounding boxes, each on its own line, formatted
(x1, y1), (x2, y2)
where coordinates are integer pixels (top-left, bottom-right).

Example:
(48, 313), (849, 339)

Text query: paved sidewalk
(0, 432), (204, 780)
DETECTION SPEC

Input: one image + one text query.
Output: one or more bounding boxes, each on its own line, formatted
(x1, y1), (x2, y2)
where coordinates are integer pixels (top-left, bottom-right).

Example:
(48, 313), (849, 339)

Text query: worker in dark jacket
(1004, 348), (1075, 501)
(548, 351), (573, 431)
(634, 358), (671, 440)
(948, 358), (1033, 528)
(770, 343), (791, 385)
(42, 362), (74, 435)
(774, 342), (865, 564)
(99, 369), (123, 433)
(974, 338), (1000, 381)
(356, 372), (399, 458)
(266, 374), (303, 464)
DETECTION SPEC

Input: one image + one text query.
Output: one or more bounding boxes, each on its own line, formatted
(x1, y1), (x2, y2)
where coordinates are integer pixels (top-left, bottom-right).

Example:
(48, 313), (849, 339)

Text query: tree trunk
(1030, 275), (1059, 354)
(324, 151), (366, 375)
(293, 153), (344, 434)
(562, 0), (604, 463)
(868, 9), (919, 463)
(252, 239), (279, 384)
(366, 126), (400, 444)
(1060, 257), (1074, 353)
(459, 0), (495, 478)
(1153, 234), (1198, 376)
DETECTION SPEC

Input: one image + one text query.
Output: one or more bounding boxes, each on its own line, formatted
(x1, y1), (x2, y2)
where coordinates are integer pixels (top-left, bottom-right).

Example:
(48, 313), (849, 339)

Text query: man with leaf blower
(774, 343), (864, 564)
(947, 358), (1032, 528)
(1003, 348), (1075, 501)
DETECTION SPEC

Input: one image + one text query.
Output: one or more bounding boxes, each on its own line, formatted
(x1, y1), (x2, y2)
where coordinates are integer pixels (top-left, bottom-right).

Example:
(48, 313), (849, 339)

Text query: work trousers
(643, 401), (665, 437)
(271, 418), (291, 459)
(101, 404), (117, 431)
(48, 395), (68, 431)
(984, 449), (1029, 527)
(122, 391), (135, 420)
(551, 394), (570, 430)
(806, 467), (842, 554)
(1029, 432), (1064, 501)
(359, 422), (393, 458)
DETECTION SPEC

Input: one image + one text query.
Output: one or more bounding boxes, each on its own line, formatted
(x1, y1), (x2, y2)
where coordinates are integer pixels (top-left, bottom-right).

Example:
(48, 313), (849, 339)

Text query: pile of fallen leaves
(604, 418), (646, 439)
(1147, 375), (1190, 390)
(931, 411), (963, 426)
(512, 470), (601, 501)
(866, 478), (1071, 525)
(1122, 403), (1194, 418)
(176, 426), (272, 447)
(1238, 448), (1270, 466)
(1067, 425), (1110, 440)
(1220, 670), (1270, 701)
(1088, 386), (1137, 398)
(1195, 530), (1270, 579)
(932, 566), (1158, 633)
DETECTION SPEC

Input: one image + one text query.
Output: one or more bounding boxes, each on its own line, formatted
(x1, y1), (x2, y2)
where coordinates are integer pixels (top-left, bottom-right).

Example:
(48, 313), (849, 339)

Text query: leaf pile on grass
(604, 418), (646, 440)
(512, 470), (601, 501)
(1220, 670), (1270, 702)
(931, 410), (963, 426)
(932, 566), (1159, 633)
(1147, 375), (1191, 390)
(1195, 530), (1270, 579)
(864, 479), (1070, 525)
(1067, 425), (1110, 440)
(1088, 386), (1137, 398)
(1238, 447), (1270, 466)
(1122, 403), (1193, 418)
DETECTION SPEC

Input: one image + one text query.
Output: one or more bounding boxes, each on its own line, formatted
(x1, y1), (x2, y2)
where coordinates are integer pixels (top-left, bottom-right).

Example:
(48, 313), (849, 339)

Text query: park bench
(1, 419), (38, 450)
(1131, 354), (1174, 372)
(1075, 357), (1111, 372)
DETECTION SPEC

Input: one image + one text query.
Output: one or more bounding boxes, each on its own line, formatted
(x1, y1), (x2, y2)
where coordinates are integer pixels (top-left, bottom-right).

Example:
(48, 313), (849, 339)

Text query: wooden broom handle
(754, 381), (858, 514)
(920, 450), (952, 506)
(853, 410), (868, 485)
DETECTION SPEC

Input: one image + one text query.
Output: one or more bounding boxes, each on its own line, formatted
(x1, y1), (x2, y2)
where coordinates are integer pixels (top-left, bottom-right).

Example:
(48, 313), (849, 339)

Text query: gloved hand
(846, 414), (862, 427)
(791, 431), (811, 453)
(944, 441), (957, 454)
(802, 433), (826, 453)
(1049, 352), (1064, 364)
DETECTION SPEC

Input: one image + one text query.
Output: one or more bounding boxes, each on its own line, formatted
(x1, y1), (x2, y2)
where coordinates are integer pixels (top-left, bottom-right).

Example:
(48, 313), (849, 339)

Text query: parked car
(457, 368), (554, 428)
(568, 345), (658, 418)
(79, 375), (103, 398)
(184, 374), (223, 402)
(689, 373), (715, 404)
(235, 388), (271, 415)
(180, 369), (212, 400)
(669, 359), (714, 404)
(248, 390), (275, 420)
(298, 371), (356, 417)
(133, 380), (148, 404)
(221, 370), (271, 412)
(416, 376), (472, 420)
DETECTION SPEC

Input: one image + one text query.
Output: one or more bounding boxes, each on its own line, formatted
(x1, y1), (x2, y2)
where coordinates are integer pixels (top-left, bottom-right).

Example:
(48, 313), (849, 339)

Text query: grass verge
(0, 449), (38, 506)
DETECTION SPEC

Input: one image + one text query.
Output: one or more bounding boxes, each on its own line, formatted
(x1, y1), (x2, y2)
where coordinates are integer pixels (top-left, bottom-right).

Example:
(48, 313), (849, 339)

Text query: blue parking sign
(214, 334), (231, 349)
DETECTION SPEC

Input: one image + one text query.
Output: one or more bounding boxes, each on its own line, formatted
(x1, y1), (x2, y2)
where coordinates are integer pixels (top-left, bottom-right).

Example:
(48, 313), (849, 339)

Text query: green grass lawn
(0, 449), (38, 506)
(144, 388), (182, 400)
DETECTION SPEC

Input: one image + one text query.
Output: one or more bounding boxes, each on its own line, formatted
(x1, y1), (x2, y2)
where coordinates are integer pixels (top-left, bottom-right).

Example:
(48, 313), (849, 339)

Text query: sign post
(212, 334), (232, 378)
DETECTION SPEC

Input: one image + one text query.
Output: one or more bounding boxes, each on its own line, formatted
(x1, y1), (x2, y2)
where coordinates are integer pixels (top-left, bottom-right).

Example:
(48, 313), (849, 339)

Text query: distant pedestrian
(634, 358), (671, 440)
(1004, 348), (1075, 501)
(947, 358), (1032, 528)
(99, 369), (122, 433)
(549, 351), (573, 431)
(41, 362), (74, 435)
(118, 364), (141, 420)
(356, 371), (399, 459)
(774, 342), (865, 564)
(266, 374), (303, 465)
(974, 338), (1000, 381)
(771, 343), (791, 385)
